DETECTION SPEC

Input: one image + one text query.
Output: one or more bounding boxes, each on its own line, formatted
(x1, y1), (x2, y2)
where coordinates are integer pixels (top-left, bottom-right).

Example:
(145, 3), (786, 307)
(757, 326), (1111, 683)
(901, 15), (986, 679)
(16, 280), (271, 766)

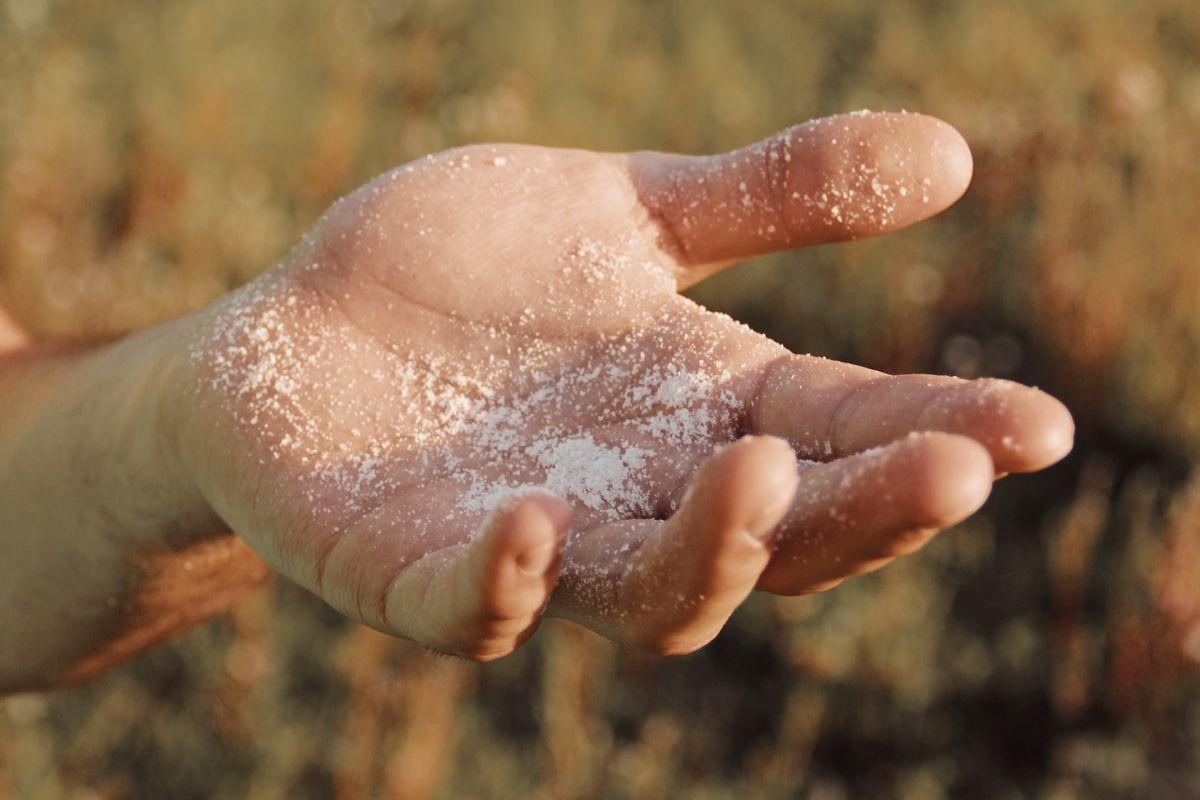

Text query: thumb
(627, 111), (973, 287)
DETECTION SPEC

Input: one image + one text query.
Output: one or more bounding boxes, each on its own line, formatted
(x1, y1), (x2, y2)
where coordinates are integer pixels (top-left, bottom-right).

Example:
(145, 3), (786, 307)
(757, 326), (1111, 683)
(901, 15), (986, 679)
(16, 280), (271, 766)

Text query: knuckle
(761, 133), (796, 231)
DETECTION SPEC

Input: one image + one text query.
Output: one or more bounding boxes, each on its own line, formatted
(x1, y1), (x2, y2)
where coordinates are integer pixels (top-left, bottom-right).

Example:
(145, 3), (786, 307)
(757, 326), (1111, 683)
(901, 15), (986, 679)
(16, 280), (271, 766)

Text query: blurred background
(1, 0), (1198, 797)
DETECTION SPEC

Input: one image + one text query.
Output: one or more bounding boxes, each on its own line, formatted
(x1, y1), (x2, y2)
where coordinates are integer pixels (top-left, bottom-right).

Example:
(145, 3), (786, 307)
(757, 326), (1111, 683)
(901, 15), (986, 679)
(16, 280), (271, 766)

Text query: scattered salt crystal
(194, 251), (742, 535)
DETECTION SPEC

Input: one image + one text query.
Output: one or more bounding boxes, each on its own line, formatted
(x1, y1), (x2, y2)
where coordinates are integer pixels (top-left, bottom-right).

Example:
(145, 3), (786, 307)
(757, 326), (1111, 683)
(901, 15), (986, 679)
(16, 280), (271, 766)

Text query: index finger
(628, 111), (973, 286)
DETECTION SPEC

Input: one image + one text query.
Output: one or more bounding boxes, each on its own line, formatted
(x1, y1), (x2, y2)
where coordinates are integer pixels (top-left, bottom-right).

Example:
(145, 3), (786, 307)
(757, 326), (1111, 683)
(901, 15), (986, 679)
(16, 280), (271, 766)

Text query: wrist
(130, 313), (230, 548)
(61, 314), (227, 551)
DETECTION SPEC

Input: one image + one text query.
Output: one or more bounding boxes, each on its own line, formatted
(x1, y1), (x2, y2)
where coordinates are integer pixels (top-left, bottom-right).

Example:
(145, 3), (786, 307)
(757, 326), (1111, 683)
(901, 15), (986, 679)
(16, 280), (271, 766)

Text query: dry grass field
(1, 0), (1198, 797)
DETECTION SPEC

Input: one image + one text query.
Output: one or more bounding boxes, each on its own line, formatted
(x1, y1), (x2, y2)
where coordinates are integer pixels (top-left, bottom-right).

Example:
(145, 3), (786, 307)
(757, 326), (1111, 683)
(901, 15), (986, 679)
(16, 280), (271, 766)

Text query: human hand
(176, 112), (1072, 659)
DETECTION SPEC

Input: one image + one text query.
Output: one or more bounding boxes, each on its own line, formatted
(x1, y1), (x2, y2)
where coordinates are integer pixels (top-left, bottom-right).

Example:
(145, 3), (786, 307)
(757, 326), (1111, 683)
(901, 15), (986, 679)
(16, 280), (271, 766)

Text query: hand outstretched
(179, 112), (1073, 659)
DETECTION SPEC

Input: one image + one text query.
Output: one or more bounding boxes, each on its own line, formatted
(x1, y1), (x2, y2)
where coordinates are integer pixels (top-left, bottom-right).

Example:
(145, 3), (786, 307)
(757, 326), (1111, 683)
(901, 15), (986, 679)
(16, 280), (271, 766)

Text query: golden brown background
(2, 0), (1199, 797)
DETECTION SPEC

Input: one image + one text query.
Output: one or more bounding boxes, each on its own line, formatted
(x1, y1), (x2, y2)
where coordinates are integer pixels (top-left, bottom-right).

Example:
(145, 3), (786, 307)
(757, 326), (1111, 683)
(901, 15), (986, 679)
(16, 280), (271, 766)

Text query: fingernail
(745, 474), (799, 540)
(745, 507), (783, 543)
(517, 541), (558, 576)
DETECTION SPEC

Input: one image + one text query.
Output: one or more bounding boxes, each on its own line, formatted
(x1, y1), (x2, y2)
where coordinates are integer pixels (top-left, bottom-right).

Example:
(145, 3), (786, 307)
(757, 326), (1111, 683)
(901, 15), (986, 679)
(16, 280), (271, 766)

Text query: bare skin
(0, 112), (1073, 691)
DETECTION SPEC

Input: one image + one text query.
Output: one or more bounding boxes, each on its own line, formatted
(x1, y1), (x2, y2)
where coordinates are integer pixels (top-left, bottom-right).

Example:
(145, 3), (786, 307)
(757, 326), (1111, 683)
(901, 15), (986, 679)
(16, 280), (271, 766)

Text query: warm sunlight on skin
(0, 307), (27, 353)
(0, 112), (1074, 690)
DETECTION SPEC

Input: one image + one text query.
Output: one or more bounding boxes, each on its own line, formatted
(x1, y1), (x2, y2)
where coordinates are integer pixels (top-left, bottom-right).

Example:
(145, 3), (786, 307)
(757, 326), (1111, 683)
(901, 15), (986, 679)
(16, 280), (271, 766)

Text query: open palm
(182, 112), (1072, 659)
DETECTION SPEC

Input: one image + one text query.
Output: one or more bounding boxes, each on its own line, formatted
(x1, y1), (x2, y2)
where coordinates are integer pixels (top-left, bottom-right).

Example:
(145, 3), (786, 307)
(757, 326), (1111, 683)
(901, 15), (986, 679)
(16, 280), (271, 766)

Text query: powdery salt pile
(449, 352), (740, 522)
(466, 435), (651, 518)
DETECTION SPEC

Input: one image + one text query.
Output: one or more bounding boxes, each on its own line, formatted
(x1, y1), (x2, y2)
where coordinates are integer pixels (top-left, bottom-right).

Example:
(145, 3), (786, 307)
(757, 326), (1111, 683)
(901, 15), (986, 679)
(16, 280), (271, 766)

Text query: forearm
(0, 318), (267, 692)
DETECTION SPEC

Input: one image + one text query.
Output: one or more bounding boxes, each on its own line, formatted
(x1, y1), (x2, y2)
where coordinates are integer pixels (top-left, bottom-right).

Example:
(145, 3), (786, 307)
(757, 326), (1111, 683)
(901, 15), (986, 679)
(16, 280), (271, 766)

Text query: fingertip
(513, 499), (571, 577)
(998, 390), (1076, 473)
(728, 433), (800, 475)
(701, 435), (799, 540)
(897, 432), (994, 527)
(917, 379), (1076, 475)
(513, 492), (574, 539)
(942, 128), (974, 201)
(483, 491), (571, 576)
(921, 114), (974, 207)
(855, 111), (973, 228)
(959, 382), (1075, 473)
(751, 110), (976, 246)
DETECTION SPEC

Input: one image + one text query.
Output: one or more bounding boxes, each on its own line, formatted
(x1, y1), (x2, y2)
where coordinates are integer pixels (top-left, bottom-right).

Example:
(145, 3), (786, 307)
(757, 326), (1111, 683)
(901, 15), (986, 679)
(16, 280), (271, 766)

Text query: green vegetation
(2, 0), (1198, 796)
